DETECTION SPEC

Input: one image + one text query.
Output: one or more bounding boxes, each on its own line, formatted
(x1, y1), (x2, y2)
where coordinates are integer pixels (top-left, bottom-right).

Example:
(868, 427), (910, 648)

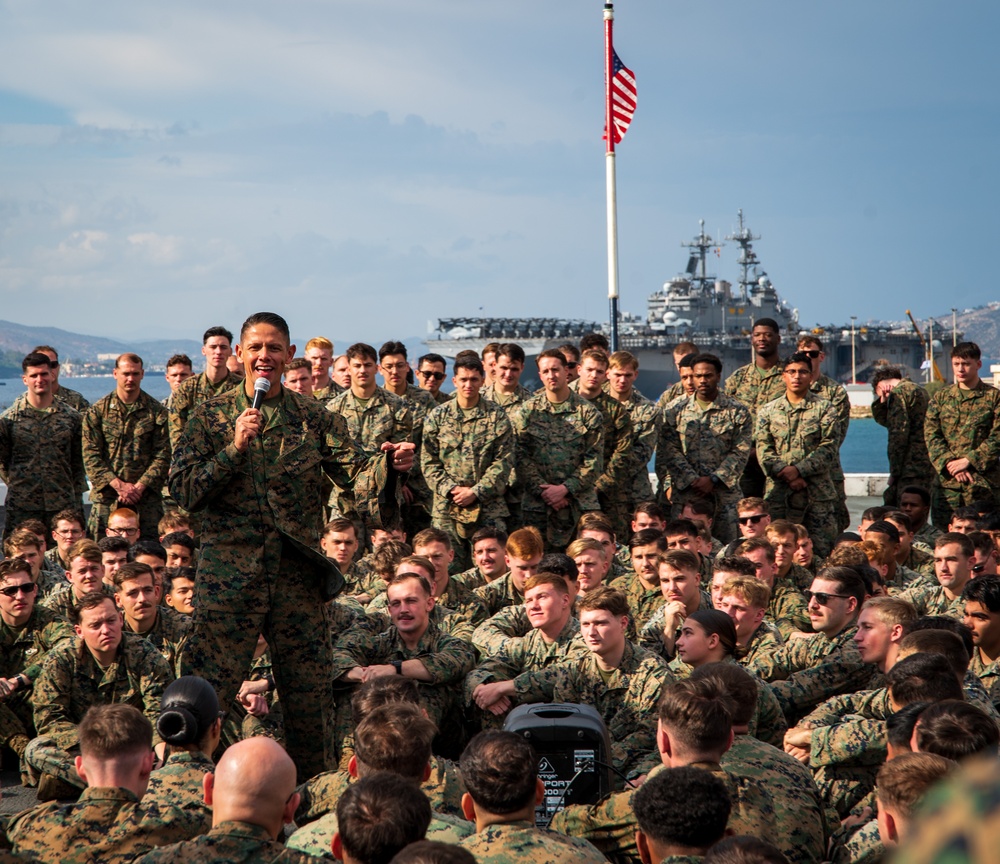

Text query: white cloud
(127, 231), (182, 265)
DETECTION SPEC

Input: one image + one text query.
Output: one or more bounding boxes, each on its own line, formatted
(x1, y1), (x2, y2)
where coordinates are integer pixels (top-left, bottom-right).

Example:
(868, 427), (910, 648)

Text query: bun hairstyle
(157, 676), (220, 747)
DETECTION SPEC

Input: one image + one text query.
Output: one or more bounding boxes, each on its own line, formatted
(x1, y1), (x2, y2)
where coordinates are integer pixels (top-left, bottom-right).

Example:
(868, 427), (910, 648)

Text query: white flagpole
(605, 3), (620, 352)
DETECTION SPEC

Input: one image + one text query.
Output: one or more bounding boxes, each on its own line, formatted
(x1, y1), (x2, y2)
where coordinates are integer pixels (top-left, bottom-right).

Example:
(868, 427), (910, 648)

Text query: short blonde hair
(608, 351), (638, 372)
(306, 336), (333, 352)
(720, 576), (770, 609)
(567, 538), (606, 560)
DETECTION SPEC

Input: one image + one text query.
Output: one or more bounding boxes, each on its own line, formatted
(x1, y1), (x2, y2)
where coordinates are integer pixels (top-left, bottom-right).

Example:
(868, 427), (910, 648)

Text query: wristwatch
(391, 660), (403, 675)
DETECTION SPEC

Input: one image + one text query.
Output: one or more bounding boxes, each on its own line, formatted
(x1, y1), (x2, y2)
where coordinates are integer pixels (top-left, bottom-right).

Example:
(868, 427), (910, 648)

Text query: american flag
(606, 49), (637, 144)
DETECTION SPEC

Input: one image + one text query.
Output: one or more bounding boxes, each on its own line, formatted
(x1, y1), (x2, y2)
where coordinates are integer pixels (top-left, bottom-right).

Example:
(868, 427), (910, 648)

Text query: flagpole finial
(604, 3), (613, 19)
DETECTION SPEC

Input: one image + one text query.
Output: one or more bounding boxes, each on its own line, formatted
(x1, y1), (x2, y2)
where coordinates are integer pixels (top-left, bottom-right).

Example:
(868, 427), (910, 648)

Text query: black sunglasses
(801, 349), (821, 358)
(418, 371), (446, 381)
(803, 590), (850, 606)
(0, 583), (37, 598)
(738, 514), (767, 525)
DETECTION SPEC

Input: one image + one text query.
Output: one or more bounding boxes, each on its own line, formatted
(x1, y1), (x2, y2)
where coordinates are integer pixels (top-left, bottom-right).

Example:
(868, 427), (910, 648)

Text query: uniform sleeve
(547, 790), (638, 862)
(418, 634), (477, 684)
(597, 403), (633, 491)
(168, 408), (247, 513)
(418, 409), (454, 500)
(511, 662), (565, 704)
(70, 412), (87, 506)
(137, 405), (172, 491)
(82, 404), (117, 492)
(22, 620), (75, 683)
(471, 604), (530, 655)
(713, 404), (753, 489)
(755, 404), (783, 476)
(809, 717), (887, 768)
(563, 405), (605, 497)
(138, 647), (173, 748)
(968, 392), (1000, 474)
(510, 405), (545, 492)
(794, 402), (840, 479)
(770, 658), (873, 721)
(469, 412), (513, 503)
(167, 382), (194, 450)
(923, 392), (952, 476)
(656, 403), (698, 491)
(32, 649), (80, 749)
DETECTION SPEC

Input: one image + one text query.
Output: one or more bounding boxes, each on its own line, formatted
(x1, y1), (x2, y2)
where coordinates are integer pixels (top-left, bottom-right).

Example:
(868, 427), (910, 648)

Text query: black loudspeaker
(503, 702), (614, 828)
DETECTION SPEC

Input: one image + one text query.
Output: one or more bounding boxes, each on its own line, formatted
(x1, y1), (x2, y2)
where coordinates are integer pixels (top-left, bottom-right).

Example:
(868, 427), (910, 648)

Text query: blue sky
(0, 1), (996, 347)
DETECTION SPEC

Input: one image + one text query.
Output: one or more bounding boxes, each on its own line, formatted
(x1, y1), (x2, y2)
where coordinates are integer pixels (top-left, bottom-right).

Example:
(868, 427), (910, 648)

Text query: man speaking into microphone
(169, 312), (414, 780)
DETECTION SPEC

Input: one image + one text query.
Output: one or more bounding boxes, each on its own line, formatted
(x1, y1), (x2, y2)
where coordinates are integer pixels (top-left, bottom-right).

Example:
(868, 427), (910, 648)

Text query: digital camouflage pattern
(367, 576), (488, 628)
(170, 383), (398, 781)
(829, 816), (883, 864)
(135, 820), (326, 863)
(295, 754), (467, 824)
(511, 391), (604, 550)
(420, 396), (513, 547)
(755, 392), (841, 555)
(609, 573), (665, 637)
(325, 386), (413, 519)
(872, 378), (935, 504)
(8, 787), (200, 864)
(657, 393), (753, 543)
(550, 757), (825, 864)
(511, 640), (670, 778)
(38, 581), (115, 623)
(739, 620), (786, 669)
(471, 600), (534, 656)
(580, 389), (634, 540)
(637, 589), (713, 660)
(142, 750), (214, 838)
(765, 580), (812, 640)
(897, 582), (966, 619)
(287, 807), (473, 858)
(166, 370), (243, 448)
(5, 385), (90, 416)
(611, 387), (663, 512)
(473, 572), (523, 620)
(0, 401), (85, 538)
(83, 389), (171, 539)
(122, 606), (192, 679)
(0, 605), (74, 749)
(329, 620), (476, 752)
(457, 820), (607, 864)
(925, 380), (1000, 519)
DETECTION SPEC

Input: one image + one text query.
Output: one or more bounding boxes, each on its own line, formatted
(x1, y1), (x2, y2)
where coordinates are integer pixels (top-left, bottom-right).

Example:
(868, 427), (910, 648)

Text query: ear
(75, 755), (88, 785)
(534, 777), (545, 805)
(332, 832), (343, 862)
(139, 749), (155, 779)
(73, 624), (83, 639)
(656, 722), (672, 761)
(347, 755), (359, 779)
(421, 762), (432, 784)
(461, 792), (476, 822)
(847, 596), (859, 615)
(286, 344), (296, 363)
(882, 809), (900, 844)
(282, 791), (300, 825)
(890, 623), (904, 643)
(724, 727), (735, 753)
(203, 771), (215, 806)
(234, 344), (244, 363)
(636, 830), (653, 864)
(753, 608), (766, 627)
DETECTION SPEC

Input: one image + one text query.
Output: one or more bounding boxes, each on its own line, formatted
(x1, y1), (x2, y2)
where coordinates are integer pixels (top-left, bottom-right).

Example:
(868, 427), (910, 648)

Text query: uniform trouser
(597, 490), (629, 543)
(180, 539), (333, 783)
(933, 481), (996, 529)
(739, 451), (767, 499)
(766, 489), (837, 558)
(522, 502), (594, 552)
(2, 506), (65, 544)
(88, 492), (164, 542)
(24, 737), (85, 789)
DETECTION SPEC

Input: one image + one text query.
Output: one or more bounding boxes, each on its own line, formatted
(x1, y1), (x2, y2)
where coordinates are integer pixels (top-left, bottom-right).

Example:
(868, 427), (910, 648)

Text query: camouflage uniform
(897, 582), (966, 619)
(0, 400), (85, 540)
(25, 633), (172, 789)
(420, 396), (513, 566)
(296, 754), (467, 824)
(169, 384), (400, 781)
(829, 817), (884, 864)
(613, 388), (663, 519)
(166, 370), (243, 448)
(579, 390), (634, 540)
(465, 618), (586, 725)
(481, 382), (533, 530)
(747, 626), (871, 723)
(637, 590), (712, 659)
(658, 393), (753, 543)
(312, 380), (343, 402)
(457, 820), (607, 864)
(142, 749), (214, 838)
(472, 601), (532, 656)
(5, 385), (90, 416)
(891, 754), (1000, 864)
(326, 386), (413, 521)
(756, 392), (841, 556)
(809, 373), (851, 532)
(783, 561), (817, 593)
(609, 573), (666, 635)
(329, 620), (476, 756)
(724, 361), (787, 498)
(38, 581), (115, 623)
(767, 579), (812, 640)
(970, 649), (1000, 711)
(925, 380), (1000, 524)
(135, 821), (325, 863)
(511, 392), (604, 551)
(123, 606), (191, 678)
(511, 641), (670, 779)
(656, 381), (686, 409)
(739, 620), (785, 669)
(83, 389), (171, 540)
(8, 787), (199, 864)
(453, 564), (487, 590)
(288, 806), (473, 858)
(367, 575), (488, 627)
(473, 572), (523, 619)
(872, 378), (935, 507)
(550, 756), (826, 864)
(0, 605), (74, 755)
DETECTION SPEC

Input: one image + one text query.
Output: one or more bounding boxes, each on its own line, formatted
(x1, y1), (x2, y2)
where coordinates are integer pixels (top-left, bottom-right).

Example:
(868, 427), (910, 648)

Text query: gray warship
(425, 211), (927, 396)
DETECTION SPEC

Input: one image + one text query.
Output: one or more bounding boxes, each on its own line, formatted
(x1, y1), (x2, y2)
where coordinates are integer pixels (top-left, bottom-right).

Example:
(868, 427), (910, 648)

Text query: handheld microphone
(251, 376), (271, 411)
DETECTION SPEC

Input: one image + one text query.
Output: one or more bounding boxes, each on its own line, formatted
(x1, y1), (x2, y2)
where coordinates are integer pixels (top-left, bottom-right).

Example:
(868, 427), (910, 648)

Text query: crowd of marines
(0, 313), (996, 862)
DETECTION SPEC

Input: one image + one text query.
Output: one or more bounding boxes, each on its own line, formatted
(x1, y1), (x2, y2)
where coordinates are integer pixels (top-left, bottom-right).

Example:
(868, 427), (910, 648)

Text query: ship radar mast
(725, 209), (765, 303)
(681, 219), (724, 297)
